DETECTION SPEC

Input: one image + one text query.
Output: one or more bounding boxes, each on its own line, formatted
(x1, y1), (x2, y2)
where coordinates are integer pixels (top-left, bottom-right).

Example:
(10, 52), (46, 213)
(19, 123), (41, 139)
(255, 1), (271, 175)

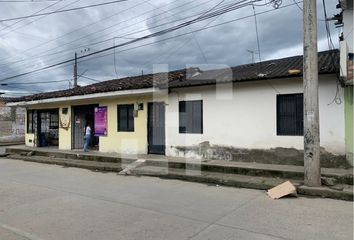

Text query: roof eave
(7, 87), (157, 107)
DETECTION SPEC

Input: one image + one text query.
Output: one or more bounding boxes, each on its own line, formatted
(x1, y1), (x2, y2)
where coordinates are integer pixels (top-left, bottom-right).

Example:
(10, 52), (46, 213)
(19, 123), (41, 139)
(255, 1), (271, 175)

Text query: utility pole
(303, 0), (321, 187)
(73, 52), (78, 88)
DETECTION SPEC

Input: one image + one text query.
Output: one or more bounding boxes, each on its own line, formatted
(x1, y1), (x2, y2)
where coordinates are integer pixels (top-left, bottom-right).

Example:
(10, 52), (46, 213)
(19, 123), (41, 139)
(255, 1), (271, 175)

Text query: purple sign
(94, 106), (107, 136)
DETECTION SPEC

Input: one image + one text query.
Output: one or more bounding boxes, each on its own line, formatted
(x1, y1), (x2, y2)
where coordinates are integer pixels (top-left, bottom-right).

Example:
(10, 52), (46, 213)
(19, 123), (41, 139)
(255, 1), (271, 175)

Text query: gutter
(6, 87), (157, 107)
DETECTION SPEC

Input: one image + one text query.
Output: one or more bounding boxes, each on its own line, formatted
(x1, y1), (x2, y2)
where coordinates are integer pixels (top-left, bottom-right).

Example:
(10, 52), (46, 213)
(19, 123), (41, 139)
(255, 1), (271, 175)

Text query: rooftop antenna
(246, 49), (259, 63)
(252, 4), (262, 73)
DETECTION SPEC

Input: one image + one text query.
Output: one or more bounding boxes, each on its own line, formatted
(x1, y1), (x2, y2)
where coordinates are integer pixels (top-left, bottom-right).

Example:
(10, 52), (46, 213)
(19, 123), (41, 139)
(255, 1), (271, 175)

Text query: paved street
(0, 158), (352, 240)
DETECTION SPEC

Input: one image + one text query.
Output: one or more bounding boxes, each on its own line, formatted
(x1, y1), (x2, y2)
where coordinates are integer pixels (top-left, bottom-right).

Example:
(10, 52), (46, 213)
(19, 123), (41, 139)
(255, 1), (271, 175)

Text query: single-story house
(338, 0), (353, 165)
(7, 49), (352, 166)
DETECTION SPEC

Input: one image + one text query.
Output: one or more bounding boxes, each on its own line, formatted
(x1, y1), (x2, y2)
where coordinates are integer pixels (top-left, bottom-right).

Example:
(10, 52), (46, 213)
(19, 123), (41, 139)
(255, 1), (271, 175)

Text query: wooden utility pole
(303, 0), (321, 187)
(73, 52), (78, 88)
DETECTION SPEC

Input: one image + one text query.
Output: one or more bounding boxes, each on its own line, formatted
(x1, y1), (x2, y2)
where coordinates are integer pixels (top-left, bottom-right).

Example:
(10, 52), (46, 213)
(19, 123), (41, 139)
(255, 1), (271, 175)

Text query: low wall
(0, 106), (25, 144)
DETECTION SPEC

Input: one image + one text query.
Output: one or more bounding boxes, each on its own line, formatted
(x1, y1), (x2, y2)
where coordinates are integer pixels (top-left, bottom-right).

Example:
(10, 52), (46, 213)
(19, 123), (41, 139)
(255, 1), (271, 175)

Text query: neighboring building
(7, 50), (350, 165)
(0, 97), (26, 144)
(338, 0), (353, 165)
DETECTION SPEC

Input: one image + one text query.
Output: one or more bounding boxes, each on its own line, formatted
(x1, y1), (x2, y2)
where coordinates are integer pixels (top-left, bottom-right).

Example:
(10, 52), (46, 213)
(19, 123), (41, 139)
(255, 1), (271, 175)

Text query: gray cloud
(0, 0), (340, 97)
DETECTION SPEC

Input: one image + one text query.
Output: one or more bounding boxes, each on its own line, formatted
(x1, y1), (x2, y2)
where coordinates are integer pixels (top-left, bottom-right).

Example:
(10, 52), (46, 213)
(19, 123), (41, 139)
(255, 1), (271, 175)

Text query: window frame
(276, 93), (304, 136)
(27, 110), (34, 134)
(179, 100), (203, 134)
(117, 104), (135, 132)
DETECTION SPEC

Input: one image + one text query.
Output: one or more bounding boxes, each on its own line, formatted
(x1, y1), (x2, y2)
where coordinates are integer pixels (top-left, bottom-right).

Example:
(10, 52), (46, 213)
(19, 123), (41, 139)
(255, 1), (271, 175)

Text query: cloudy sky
(0, 0), (340, 96)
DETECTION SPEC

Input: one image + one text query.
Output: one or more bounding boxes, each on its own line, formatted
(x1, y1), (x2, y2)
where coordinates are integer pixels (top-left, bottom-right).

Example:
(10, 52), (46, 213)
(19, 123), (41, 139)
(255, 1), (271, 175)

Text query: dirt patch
(173, 142), (350, 169)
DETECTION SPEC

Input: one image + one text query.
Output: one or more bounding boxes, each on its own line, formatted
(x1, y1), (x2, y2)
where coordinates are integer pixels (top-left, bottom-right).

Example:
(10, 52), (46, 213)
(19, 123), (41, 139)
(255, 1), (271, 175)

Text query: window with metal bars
(117, 104), (134, 132)
(277, 94), (304, 136)
(179, 100), (203, 134)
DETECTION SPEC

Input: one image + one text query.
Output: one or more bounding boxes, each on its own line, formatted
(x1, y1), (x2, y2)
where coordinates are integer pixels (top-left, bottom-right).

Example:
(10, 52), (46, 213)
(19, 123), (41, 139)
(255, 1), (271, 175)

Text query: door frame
(37, 108), (59, 147)
(71, 104), (99, 150)
(147, 102), (166, 155)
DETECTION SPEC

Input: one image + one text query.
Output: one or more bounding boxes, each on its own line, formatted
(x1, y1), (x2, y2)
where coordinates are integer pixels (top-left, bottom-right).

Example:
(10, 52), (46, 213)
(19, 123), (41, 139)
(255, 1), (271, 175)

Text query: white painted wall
(165, 75), (345, 156)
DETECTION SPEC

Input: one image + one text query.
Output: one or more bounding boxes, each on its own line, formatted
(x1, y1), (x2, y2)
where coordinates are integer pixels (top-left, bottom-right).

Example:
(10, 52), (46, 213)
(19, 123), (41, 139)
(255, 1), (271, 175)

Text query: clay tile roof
(168, 49), (339, 88)
(13, 50), (338, 102)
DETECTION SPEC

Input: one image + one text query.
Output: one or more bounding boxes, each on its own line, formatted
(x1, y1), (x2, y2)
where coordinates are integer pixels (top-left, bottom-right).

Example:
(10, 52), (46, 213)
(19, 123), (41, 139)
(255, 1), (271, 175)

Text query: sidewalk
(3, 145), (354, 201)
(5, 145), (352, 175)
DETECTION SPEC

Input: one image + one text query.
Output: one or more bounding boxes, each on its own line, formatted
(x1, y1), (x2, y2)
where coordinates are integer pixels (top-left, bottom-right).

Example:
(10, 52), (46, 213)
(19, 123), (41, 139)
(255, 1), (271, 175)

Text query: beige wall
(99, 96), (151, 154)
(24, 96), (153, 154)
(59, 105), (72, 150)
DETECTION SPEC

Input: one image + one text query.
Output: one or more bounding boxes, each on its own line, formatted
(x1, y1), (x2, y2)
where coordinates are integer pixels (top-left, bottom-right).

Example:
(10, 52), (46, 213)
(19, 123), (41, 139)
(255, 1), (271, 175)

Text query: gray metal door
(148, 102), (165, 155)
(72, 105), (98, 150)
(73, 110), (86, 149)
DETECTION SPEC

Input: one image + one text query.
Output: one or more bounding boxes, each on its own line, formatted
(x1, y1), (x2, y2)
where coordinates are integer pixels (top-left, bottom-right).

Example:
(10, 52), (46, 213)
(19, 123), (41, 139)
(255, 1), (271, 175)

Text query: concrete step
(5, 147), (136, 164)
(142, 159), (353, 185)
(7, 155), (123, 172)
(5, 146), (353, 185)
(0, 142), (24, 146)
(130, 165), (353, 201)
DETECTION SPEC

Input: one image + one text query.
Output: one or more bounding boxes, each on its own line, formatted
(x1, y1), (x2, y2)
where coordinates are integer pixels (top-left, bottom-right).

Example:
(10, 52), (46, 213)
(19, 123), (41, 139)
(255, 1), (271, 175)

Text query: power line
(140, 4), (226, 69)
(0, 0), (129, 22)
(0, 0), (62, 2)
(80, 75), (102, 83)
(146, 0), (215, 65)
(0, 0), (81, 36)
(292, 0), (302, 11)
(2, 0), (246, 70)
(0, 0), (224, 76)
(0, 85), (43, 93)
(0, 0), (205, 66)
(113, 38), (118, 79)
(0, 79), (68, 85)
(75, 1), (297, 66)
(322, 0), (342, 105)
(13, 2), (299, 92)
(0, 0), (294, 83)
(0, 0), (193, 67)
(252, 3), (262, 72)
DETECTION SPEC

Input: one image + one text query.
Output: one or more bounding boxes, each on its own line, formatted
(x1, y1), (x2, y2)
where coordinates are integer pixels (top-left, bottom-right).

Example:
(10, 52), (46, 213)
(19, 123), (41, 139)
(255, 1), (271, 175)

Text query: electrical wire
(0, 0), (63, 33)
(140, 4), (226, 69)
(113, 38), (118, 79)
(292, 0), (302, 11)
(0, 0), (82, 38)
(252, 3), (262, 69)
(322, 0), (342, 105)
(0, 79), (69, 85)
(80, 75), (102, 82)
(1, 0), (296, 85)
(0, 0), (208, 68)
(0, 0), (201, 69)
(0, 0), (129, 22)
(0, 0), (62, 2)
(0, 0), (236, 76)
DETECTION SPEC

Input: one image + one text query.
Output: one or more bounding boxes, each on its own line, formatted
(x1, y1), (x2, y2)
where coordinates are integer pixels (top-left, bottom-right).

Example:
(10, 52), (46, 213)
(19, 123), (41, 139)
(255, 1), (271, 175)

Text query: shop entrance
(72, 105), (99, 150)
(38, 109), (59, 147)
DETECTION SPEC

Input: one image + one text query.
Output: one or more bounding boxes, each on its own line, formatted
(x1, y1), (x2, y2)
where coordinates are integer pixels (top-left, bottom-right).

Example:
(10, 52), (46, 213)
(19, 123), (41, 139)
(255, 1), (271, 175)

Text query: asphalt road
(0, 158), (352, 240)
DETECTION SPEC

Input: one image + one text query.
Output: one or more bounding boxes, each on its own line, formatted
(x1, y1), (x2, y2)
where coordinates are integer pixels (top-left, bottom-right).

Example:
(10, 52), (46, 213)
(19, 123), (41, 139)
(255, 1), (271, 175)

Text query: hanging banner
(94, 106), (107, 136)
